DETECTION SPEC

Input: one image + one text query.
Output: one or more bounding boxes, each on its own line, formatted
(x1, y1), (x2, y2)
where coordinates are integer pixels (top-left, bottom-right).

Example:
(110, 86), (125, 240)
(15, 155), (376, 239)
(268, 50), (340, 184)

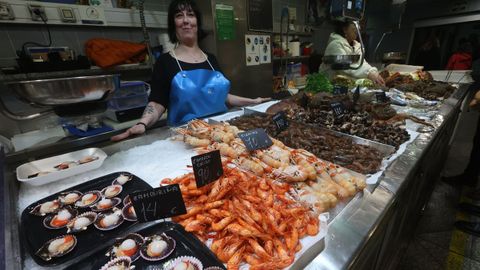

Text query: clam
(100, 256), (132, 270)
(75, 191), (101, 208)
(91, 197), (122, 212)
(102, 185), (123, 198)
(165, 256), (202, 270)
(30, 200), (61, 216)
(121, 203), (137, 222)
(112, 173), (133, 185)
(95, 208), (124, 231)
(58, 191), (83, 205)
(43, 207), (78, 229)
(140, 233), (176, 262)
(35, 234), (77, 261)
(66, 211), (97, 233)
(107, 233), (144, 262)
(54, 161), (76, 170)
(28, 171), (51, 179)
(123, 195), (132, 206)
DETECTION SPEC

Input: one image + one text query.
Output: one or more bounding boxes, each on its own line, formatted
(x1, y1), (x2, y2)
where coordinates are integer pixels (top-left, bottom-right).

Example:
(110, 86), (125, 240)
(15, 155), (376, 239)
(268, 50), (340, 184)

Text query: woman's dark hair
(167, 0), (206, 43)
(333, 20), (354, 37)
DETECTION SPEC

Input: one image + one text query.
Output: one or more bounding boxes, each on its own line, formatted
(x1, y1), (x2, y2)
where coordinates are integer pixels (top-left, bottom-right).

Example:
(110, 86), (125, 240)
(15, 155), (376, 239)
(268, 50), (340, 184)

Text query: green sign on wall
(215, 4), (235, 41)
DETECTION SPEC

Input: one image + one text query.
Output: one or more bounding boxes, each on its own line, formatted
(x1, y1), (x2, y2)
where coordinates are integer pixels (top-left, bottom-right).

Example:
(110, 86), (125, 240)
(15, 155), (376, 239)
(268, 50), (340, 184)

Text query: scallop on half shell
(43, 206), (78, 230)
(30, 199), (61, 216)
(100, 256), (133, 270)
(66, 211), (98, 233)
(91, 197), (122, 212)
(94, 208), (124, 231)
(165, 256), (203, 270)
(102, 185), (123, 198)
(140, 233), (176, 262)
(75, 191), (102, 208)
(121, 203), (137, 222)
(112, 173), (133, 186)
(35, 234), (77, 261)
(58, 191), (83, 205)
(107, 233), (145, 262)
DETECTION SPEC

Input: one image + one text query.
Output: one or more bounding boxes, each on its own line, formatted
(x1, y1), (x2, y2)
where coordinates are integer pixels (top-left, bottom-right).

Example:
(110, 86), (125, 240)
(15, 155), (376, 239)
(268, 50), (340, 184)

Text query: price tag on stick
(272, 112), (289, 133)
(238, 128), (273, 151)
(376, 91), (388, 103)
(330, 102), (346, 118)
(130, 184), (187, 223)
(333, 85), (348, 95)
(191, 150), (224, 188)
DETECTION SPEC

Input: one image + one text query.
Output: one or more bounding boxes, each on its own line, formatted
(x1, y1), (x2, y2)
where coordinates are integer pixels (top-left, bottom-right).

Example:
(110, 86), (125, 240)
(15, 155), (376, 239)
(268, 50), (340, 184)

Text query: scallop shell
(66, 211), (97, 233)
(100, 256), (132, 270)
(121, 203), (137, 222)
(75, 190), (101, 208)
(107, 233), (145, 262)
(43, 206), (78, 230)
(165, 256), (202, 270)
(91, 197), (122, 212)
(123, 195), (132, 206)
(30, 199), (61, 216)
(140, 233), (176, 262)
(35, 234), (77, 261)
(112, 173), (133, 186)
(58, 191), (83, 205)
(94, 208), (124, 231)
(102, 185), (123, 198)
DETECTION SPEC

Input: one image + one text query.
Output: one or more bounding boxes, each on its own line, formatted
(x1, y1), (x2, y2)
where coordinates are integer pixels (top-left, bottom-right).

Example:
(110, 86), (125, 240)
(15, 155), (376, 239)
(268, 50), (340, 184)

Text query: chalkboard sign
(238, 128), (273, 151)
(130, 184), (187, 223)
(333, 85), (348, 95)
(331, 102), (346, 117)
(272, 112), (289, 132)
(248, 0), (273, 31)
(376, 91), (388, 103)
(191, 150), (224, 188)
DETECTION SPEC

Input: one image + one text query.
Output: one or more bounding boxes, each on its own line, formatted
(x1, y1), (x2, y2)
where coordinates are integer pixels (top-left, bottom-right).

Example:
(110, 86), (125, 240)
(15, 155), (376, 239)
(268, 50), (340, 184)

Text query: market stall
(1, 69), (471, 269)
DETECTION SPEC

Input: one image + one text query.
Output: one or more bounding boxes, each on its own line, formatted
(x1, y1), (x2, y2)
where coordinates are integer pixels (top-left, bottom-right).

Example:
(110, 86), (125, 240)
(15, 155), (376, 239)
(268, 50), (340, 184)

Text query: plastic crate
(108, 92), (149, 111)
(114, 81), (150, 98)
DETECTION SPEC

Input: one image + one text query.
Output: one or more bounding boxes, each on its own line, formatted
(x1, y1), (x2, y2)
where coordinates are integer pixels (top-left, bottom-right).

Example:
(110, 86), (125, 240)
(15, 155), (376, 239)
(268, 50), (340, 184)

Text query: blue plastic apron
(167, 51), (230, 126)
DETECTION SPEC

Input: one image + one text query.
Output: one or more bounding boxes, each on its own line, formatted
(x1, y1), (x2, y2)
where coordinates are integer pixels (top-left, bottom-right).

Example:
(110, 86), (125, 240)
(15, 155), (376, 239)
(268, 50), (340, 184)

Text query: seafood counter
(1, 78), (471, 270)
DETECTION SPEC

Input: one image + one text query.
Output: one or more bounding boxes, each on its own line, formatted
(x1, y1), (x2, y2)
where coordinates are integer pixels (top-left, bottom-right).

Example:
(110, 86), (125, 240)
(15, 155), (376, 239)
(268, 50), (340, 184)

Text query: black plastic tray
(20, 172), (152, 267)
(68, 221), (226, 270)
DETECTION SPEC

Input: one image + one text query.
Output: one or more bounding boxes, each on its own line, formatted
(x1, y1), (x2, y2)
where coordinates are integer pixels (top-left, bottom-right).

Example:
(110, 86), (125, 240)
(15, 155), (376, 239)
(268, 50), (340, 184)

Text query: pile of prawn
(174, 119), (367, 212)
(161, 166), (319, 270)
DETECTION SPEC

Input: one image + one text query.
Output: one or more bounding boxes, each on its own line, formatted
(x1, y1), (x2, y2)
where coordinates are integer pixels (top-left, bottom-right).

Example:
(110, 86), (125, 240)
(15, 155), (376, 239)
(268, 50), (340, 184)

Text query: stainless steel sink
(6, 75), (119, 106)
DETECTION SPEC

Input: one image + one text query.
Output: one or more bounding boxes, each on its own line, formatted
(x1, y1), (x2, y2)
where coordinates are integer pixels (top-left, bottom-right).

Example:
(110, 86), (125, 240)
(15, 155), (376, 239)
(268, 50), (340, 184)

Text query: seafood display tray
(70, 221), (226, 270)
(238, 109), (396, 162)
(16, 148), (107, 186)
(20, 172), (152, 267)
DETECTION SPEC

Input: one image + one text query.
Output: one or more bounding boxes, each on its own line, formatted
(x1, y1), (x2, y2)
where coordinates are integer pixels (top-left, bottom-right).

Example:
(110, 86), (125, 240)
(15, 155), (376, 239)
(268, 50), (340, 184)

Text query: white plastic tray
(16, 148), (107, 186)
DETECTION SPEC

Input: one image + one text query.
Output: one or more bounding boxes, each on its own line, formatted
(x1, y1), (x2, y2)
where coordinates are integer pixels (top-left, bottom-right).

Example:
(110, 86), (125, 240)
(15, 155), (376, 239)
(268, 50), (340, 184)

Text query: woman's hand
(251, 97), (272, 104)
(111, 123), (146, 142)
(368, 72), (386, 87)
(469, 90), (480, 109)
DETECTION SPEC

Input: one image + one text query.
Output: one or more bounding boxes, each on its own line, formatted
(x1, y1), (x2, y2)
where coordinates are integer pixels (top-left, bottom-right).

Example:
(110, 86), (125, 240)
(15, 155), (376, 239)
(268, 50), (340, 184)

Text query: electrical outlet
(28, 4), (47, 21)
(0, 2), (14, 20)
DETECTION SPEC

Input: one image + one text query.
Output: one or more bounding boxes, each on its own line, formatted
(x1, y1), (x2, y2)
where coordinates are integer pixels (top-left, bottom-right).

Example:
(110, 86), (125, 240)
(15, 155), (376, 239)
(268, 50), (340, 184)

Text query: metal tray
(20, 172), (152, 267)
(16, 147), (107, 186)
(69, 221), (226, 270)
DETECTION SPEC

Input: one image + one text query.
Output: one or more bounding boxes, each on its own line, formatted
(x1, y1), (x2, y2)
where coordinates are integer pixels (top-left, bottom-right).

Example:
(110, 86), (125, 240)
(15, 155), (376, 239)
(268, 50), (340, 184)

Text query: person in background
(445, 38), (473, 70)
(320, 20), (385, 86)
(112, 0), (269, 141)
(414, 31), (441, 70)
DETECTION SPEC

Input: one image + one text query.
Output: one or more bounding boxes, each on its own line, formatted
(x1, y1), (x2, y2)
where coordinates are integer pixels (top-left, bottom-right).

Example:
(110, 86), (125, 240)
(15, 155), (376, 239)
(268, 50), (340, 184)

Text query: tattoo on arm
(142, 104), (156, 117)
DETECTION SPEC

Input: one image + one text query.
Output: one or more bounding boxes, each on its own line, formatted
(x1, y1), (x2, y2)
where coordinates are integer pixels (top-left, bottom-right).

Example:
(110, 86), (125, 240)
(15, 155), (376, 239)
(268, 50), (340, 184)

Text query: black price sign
(333, 85), (348, 95)
(238, 128), (273, 151)
(272, 112), (289, 132)
(376, 91), (388, 103)
(353, 86), (360, 104)
(330, 102), (346, 117)
(130, 184), (187, 223)
(191, 150), (223, 188)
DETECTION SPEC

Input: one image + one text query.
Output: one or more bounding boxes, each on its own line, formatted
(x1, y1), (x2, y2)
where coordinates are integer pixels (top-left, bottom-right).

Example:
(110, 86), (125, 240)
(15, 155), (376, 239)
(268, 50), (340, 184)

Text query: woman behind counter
(112, 0), (269, 141)
(320, 20), (385, 86)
